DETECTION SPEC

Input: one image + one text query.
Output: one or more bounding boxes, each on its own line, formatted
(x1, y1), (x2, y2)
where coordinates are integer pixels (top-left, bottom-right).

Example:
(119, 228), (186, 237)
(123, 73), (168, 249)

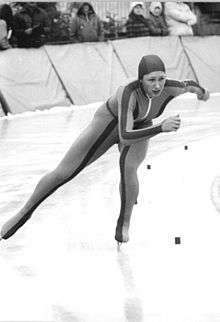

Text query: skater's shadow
(0, 118), (10, 141)
(117, 248), (144, 322)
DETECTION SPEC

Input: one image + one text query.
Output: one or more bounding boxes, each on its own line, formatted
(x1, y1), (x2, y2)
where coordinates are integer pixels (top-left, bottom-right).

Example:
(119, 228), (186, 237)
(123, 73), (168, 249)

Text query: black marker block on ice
(175, 237), (181, 244)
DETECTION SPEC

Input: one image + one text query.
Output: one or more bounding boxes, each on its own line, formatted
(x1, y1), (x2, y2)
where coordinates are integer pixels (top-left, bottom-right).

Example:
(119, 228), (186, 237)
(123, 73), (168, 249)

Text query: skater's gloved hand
(161, 115), (181, 132)
(197, 89), (210, 101)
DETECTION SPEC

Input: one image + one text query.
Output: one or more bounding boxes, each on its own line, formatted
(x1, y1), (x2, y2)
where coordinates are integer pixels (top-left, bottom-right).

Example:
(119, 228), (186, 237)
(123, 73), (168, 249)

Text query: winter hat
(138, 55), (165, 80)
(130, 1), (144, 12)
(149, 2), (162, 13)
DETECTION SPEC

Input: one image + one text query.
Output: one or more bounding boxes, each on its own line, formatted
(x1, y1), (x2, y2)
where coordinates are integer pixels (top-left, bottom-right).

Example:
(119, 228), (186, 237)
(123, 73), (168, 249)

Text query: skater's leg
(1, 115), (118, 240)
(118, 143), (138, 206)
(115, 140), (149, 242)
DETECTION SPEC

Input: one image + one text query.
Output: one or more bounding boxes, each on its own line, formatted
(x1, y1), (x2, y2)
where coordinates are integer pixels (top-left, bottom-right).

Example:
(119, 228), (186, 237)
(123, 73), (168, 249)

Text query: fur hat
(130, 1), (144, 12)
(149, 2), (162, 13)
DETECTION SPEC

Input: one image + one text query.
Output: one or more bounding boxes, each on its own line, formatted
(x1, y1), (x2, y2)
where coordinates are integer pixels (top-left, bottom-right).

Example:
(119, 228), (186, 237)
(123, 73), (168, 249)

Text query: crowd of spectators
(0, 1), (220, 50)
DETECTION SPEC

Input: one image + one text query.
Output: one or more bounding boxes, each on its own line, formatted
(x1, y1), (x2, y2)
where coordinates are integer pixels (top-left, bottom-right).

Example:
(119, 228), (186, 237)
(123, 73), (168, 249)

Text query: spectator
(0, 19), (10, 50)
(126, 2), (150, 38)
(37, 2), (65, 43)
(0, 4), (13, 32)
(10, 2), (23, 16)
(148, 2), (169, 36)
(69, 2), (81, 23)
(37, 2), (60, 23)
(70, 7), (78, 22)
(13, 2), (50, 48)
(193, 3), (220, 36)
(0, 4), (13, 49)
(164, 1), (197, 36)
(70, 2), (104, 42)
(58, 12), (71, 41)
(103, 11), (118, 40)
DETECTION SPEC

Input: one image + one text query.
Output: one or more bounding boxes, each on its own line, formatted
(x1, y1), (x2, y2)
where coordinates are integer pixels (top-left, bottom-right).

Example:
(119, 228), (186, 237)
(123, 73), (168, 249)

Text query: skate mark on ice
(210, 176), (220, 214)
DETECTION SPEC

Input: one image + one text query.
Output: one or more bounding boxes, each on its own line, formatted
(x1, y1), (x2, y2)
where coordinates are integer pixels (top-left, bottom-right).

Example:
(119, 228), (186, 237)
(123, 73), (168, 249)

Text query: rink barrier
(179, 37), (200, 84)
(0, 36), (219, 115)
(43, 46), (74, 105)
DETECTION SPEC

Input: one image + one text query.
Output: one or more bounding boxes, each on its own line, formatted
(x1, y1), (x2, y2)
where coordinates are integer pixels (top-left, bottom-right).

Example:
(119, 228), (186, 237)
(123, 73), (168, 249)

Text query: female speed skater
(0, 55), (209, 243)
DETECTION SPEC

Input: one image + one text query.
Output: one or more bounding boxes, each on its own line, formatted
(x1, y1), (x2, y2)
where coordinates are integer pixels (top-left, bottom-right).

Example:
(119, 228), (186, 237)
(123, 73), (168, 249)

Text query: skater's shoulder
(118, 78), (140, 94)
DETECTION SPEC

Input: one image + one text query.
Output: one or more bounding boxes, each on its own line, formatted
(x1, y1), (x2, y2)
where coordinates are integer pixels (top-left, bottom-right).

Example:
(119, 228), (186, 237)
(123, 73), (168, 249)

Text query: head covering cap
(130, 1), (144, 12)
(138, 55), (165, 80)
(149, 2), (162, 13)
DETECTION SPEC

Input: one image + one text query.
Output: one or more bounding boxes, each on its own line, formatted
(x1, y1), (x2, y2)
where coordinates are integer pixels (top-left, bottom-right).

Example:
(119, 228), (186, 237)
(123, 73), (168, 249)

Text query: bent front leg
(115, 140), (149, 243)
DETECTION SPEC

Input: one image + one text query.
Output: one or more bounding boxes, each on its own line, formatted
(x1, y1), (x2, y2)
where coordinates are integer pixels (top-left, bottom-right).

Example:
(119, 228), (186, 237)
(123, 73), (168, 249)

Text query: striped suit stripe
(115, 146), (130, 242)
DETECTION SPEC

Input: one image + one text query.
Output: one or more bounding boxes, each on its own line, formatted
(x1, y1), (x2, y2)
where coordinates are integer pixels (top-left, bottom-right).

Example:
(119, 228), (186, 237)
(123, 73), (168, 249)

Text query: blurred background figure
(193, 2), (220, 35)
(164, 1), (197, 36)
(38, 2), (71, 43)
(13, 2), (50, 48)
(126, 1), (150, 38)
(148, 2), (169, 36)
(0, 18), (10, 50)
(70, 2), (104, 42)
(103, 11), (118, 40)
(59, 11), (71, 41)
(0, 4), (13, 49)
(69, 2), (81, 23)
(37, 2), (60, 42)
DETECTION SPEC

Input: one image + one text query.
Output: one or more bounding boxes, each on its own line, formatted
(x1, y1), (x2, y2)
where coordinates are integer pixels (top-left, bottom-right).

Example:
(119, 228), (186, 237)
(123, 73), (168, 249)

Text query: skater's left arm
(165, 79), (210, 101)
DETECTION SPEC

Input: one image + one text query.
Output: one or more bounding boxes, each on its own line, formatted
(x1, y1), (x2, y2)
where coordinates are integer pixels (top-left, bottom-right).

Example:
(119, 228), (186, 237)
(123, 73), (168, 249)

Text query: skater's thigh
(120, 140), (149, 169)
(87, 124), (118, 165)
(56, 116), (117, 173)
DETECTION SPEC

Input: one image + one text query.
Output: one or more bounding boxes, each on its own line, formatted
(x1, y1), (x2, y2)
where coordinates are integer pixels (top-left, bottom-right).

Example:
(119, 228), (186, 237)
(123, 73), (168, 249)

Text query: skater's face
(141, 71), (166, 98)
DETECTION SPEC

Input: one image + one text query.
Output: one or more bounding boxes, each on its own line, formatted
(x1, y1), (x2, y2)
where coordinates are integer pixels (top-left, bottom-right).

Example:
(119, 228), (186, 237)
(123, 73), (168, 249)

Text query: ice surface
(0, 95), (220, 321)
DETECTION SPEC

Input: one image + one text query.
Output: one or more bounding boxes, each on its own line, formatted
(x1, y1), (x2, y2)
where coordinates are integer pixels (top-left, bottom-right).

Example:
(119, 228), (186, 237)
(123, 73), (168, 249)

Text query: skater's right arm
(118, 85), (181, 145)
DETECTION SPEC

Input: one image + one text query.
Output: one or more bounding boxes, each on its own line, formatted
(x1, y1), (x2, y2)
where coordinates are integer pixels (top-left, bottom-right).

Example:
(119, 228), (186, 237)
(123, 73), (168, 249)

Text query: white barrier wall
(181, 36), (220, 93)
(0, 48), (70, 114)
(0, 36), (219, 114)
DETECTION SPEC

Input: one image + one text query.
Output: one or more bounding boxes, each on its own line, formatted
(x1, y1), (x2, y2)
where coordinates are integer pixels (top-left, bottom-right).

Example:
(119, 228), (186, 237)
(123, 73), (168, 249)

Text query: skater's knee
(124, 163), (138, 175)
(51, 167), (72, 184)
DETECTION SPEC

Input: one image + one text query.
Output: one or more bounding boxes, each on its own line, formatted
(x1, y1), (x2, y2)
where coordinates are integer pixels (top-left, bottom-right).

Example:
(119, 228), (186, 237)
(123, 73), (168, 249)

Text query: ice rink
(1, 94), (220, 322)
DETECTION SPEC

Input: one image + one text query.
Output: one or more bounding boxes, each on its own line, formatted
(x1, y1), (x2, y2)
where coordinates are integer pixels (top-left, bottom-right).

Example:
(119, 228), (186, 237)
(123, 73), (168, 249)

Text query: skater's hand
(161, 115), (181, 132)
(197, 89), (210, 101)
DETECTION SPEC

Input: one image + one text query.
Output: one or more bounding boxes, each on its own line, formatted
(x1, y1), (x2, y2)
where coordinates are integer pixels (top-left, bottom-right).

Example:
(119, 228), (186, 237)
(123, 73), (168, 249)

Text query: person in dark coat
(0, 4), (13, 31)
(13, 2), (50, 48)
(148, 2), (169, 36)
(70, 2), (104, 42)
(126, 2), (150, 38)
